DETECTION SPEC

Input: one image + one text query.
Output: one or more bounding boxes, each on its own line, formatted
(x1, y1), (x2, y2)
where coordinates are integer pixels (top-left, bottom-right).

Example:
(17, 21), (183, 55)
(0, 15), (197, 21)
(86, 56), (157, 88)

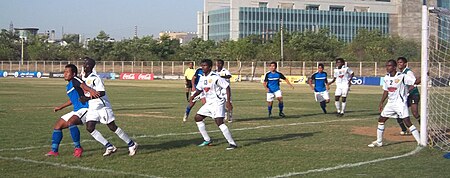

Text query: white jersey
(383, 72), (415, 104)
(217, 68), (232, 83)
(333, 66), (354, 88)
(82, 72), (112, 109)
(196, 71), (229, 104)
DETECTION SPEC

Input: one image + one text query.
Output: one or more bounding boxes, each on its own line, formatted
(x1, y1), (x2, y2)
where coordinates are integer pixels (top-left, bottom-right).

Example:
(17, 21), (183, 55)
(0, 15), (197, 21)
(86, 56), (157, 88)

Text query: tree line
(0, 28), (420, 62)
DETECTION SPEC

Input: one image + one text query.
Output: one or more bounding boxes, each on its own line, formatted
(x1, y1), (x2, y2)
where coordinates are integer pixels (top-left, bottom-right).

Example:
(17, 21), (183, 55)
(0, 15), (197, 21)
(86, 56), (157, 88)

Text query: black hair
(65, 64), (78, 75)
(201, 59), (213, 67)
(336, 58), (345, 63)
(397, 57), (407, 63)
(269, 61), (277, 68)
(387, 59), (397, 66)
(217, 59), (225, 66)
(84, 57), (96, 67)
(318, 63), (324, 69)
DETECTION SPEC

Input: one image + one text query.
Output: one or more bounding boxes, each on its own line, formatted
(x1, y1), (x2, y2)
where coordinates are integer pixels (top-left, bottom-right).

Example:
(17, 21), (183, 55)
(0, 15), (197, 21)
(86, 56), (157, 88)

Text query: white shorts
(335, 86), (349, 97)
(86, 107), (115, 124)
(61, 108), (88, 124)
(197, 102), (226, 119)
(314, 91), (330, 102)
(267, 90), (282, 102)
(381, 102), (410, 118)
(191, 92), (206, 102)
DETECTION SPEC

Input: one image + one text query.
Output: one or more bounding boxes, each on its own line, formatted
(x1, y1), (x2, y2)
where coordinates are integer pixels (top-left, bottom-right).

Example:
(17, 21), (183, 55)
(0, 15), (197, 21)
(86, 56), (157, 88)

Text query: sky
(0, 0), (203, 40)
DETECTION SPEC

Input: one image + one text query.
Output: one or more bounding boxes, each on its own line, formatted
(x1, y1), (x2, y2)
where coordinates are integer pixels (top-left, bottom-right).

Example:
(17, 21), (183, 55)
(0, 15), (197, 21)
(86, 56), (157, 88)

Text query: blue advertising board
(0, 70), (7, 78)
(14, 71), (42, 78)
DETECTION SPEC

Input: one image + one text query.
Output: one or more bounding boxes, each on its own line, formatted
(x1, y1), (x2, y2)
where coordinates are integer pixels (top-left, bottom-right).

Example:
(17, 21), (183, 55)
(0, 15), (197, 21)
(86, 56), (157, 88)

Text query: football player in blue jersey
(45, 64), (99, 157)
(263, 62), (294, 118)
(183, 66), (205, 122)
(308, 63), (330, 114)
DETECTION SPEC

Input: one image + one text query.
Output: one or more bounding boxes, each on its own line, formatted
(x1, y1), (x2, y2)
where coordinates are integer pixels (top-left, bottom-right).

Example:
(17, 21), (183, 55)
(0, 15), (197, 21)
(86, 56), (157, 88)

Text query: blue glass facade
(208, 7), (390, 42)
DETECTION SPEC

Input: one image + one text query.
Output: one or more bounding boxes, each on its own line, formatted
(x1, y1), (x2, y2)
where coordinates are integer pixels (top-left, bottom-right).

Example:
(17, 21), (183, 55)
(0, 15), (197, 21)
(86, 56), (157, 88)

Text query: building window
(306, 5), (319, 11)
(330, 6), (344, 11)
(354, 6), (369, 12)
(259, 2), (268, 8)
(279, 3), (294, 9)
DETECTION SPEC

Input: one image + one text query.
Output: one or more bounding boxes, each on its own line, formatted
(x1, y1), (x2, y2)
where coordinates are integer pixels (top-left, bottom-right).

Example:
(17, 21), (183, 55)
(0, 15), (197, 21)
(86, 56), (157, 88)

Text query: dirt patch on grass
(352, 126), (416, 142)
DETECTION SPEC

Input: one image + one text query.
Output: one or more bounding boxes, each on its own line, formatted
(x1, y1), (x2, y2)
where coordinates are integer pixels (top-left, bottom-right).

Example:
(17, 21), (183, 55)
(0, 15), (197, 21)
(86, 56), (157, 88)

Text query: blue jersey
(264, 71), (286, 93)
(66, 76), (88, 111)
(310, 72), (328, 92)
(193, 68), (203, 86)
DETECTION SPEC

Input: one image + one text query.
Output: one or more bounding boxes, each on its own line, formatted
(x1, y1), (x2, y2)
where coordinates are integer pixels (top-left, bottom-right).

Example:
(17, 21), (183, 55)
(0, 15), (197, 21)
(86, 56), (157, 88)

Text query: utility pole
(20, 37), (24, 65)
(280, 16), (284, 67)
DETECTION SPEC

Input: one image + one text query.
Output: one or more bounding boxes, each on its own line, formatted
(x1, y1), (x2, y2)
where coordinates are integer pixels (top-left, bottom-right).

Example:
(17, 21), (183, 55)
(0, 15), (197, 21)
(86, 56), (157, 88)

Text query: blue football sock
(185, 106), (191, 115)
(69, 125), (81, 148)
(279, 103), (284, 113)
(128, 140), (135, 147)
(320, 101), (327, 113)
(51, 129), (63, 152)
(105, 142), (113, 148)
(268, 106), (272, 115)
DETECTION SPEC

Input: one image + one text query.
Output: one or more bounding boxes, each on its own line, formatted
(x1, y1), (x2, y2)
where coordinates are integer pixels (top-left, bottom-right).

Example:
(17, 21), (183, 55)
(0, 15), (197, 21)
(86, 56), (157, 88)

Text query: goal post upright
(420, 0), (429, 146)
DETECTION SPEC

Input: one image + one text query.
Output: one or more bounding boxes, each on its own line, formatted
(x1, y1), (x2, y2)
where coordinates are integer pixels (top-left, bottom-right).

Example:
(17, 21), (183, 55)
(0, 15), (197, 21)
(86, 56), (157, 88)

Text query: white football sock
(114, 127), (132, 145)
(377, 123), (385, 143)
(219, 124), (236, 145)
(196, 121), (210, 142)
(341, 102), (346, 114)
(409, 125), (421, 144)
(90, 130), (109, 146)
(335, 101), (341, 112)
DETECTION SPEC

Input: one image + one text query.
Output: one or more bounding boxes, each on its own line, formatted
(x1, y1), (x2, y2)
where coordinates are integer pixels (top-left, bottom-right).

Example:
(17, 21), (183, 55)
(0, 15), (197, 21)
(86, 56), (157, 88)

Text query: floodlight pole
(280, 16), (284, 67)
(20, 37), (24, 65)
(420, 0), (428, 146)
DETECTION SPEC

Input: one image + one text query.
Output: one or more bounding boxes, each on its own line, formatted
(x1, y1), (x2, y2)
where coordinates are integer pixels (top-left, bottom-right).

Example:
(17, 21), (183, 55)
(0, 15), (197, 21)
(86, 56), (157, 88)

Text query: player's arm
(348, 72), (355, 88)
(325, 73), (330, 90)
(379, 91), (388, 112)
(281, 74), (294, 89)
(225, 86), (233, 111)
(191, 75), (197, 92)
(308, 77), (314, 91)
(221, 70), (232, 79)
(54, 100), (72, 112)
(328, 77), (336, 86)
(263, 74), (269, 92)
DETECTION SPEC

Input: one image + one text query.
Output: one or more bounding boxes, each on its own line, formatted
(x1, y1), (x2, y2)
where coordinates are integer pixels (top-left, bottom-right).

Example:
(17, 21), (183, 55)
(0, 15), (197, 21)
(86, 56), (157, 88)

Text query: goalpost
(423, 0), (450, 151)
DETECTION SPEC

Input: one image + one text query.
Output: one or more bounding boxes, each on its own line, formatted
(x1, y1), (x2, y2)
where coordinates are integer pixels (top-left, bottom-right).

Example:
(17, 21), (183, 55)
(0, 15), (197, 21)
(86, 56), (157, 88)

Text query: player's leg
(195, 105), (212, 146)
(106, 121), (138, 156)
(368, 116), (388, 147)
(275, 90), (285, 118)
(319, 91), (329, 114)
(410, 94), (420, 124)
(402, 117), (421, 144)
(214, 105), (237, 150)
(267, 92), (275, 118)
(334, 88), (342, 116)
(340, 88), (349, 116)
(84, 109), (117, 156)
(46, 118), (69, 156)
(397, 117), (409, 135)
(66, 115), (84, 157)
(184, 93), (199, 122)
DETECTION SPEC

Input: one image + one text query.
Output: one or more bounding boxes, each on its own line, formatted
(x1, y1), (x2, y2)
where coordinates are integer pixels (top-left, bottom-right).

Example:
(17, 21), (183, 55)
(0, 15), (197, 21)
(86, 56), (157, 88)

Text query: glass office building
(208, 7), (389, 42)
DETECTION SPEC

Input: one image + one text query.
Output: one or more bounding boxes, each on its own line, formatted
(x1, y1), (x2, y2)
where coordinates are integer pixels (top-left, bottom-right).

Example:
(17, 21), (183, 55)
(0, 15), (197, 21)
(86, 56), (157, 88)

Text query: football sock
(335, 101), (341, 112)
(278, 102), (284, 113)
(185, 105), (191, 115)
(219, 124), (236, 145)
(229, 110), (233, 120)
(268, 106), (272, 115)
(185, 92), (189, 101)
(341, 102), (346, 114)
(69, 125), (81, 148)
(396, 118), (408, 132)
(409, 125), (421, 143)
(196, 121), (210, 142)
(320, 101), (327, 113)
(114, 127), (134, 146)
(51, 129), (63, 152)
(90, 130), (110, 147)
(377, 123), (385, 143)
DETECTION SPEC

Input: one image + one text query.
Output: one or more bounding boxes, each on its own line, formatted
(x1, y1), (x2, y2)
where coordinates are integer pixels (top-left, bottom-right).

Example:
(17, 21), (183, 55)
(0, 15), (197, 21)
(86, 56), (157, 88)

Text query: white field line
(0, 118), (366, 152)
(0, 156), (160, 178)
(269, 146), (423, 178)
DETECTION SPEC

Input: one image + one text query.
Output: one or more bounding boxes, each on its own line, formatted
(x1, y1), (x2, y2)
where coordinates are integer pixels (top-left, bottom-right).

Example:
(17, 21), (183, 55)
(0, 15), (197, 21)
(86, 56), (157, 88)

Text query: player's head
(188, 62), (193, 68)
(83, 57), (96, 73)
(397, 57), (407, 70)
(216, 59), (225, 70)
(200, 59), (213, 74)
(318, 63), (324, 73)
(336, 58), (345, 69)
(386, 59), (397, 73)
(269, 62), (277, 72)
(64, 64), (78, 81)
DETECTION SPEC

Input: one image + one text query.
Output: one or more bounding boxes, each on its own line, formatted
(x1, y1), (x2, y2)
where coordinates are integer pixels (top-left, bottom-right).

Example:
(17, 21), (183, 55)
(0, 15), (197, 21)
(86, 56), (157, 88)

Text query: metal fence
(0, 60), (424, 77)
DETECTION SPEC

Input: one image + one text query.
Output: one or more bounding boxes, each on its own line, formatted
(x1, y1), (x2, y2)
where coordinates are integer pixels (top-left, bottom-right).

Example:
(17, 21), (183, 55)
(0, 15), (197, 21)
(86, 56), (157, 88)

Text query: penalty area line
(269, 146), (423, 178)
(0, 156), (160, 178)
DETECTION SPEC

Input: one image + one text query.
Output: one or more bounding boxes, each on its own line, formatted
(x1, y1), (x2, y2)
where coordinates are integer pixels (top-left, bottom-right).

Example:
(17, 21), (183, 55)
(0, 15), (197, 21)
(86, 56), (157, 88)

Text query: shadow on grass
(130, 137), (202, 154)
(235, 109), (378, 122)
(114, 106), (173, 111)
(238, 132), (321, 147)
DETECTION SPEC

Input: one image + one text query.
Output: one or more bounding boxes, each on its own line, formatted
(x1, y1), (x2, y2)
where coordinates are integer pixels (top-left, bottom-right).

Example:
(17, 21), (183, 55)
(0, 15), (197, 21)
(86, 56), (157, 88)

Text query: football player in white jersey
(328, 58), (354, 117)
(81, 57), (138, 156)
(368, 59), (421, 147)
(189, 59), (237, 150)
(216, 59), (233, 123)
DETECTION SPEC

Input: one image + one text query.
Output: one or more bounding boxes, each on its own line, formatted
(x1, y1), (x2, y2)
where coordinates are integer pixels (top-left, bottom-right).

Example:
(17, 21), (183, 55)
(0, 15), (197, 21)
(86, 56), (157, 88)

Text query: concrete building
(14, 27), (39, 41)
(197, 0), (426, 42)
(159, 31), (197, 44)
